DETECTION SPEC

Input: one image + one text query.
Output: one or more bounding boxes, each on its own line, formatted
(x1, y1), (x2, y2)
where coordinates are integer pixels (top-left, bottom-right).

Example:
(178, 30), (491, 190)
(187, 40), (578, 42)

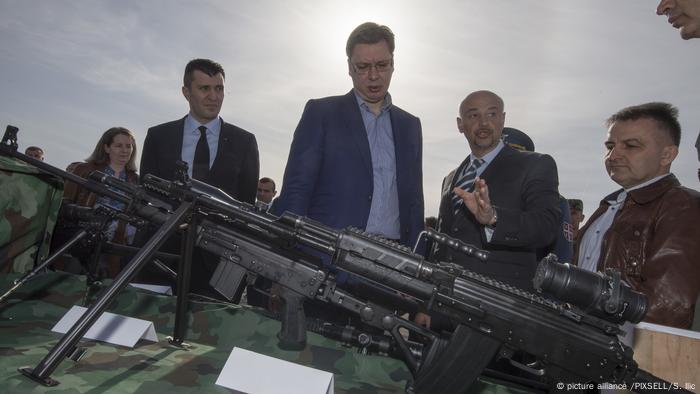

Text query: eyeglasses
(350, 58), (394, 75)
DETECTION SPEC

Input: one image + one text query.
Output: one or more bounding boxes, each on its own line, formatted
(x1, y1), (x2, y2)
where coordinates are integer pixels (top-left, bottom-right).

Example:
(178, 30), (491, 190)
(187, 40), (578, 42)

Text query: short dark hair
(183, 58), (225, 88)
(567, 199), (583, 212)
(346, 22), (395, 58)
(425, 216), (438, 230)
(259, 177), (276, 191)
(606, 102), (681, 146)
(25, 146), (44, 155)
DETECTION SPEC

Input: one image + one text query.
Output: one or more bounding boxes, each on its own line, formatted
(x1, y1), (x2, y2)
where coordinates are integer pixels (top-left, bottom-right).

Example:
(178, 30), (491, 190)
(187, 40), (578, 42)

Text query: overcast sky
(1, 0), (698, 221)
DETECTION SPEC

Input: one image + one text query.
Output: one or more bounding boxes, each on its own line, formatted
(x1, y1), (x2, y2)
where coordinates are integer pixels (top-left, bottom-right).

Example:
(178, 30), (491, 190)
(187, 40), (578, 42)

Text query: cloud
(1, 0), (699, 220)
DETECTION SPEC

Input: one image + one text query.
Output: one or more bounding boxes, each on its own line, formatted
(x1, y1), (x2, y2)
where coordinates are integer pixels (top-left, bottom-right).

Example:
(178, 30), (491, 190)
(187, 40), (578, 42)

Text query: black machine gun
(0, 125), (690, 393)
(141, 174), (686, 393)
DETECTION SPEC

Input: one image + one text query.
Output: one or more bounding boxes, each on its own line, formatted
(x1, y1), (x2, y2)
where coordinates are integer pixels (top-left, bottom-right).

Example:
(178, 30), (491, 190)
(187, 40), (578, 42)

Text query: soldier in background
(567, 199), (585, 237)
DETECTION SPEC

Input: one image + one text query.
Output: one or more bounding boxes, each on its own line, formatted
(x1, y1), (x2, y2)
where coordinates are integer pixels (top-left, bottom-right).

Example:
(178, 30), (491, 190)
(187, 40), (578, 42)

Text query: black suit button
(368, 195), (372, 201)
(452, 227), (459, 232)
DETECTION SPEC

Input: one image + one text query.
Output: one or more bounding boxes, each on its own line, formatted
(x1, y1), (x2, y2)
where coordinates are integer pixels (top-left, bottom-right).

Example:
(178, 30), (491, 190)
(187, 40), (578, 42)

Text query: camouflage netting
(0, 272), (532, 393)
(0, 156), (62, 273)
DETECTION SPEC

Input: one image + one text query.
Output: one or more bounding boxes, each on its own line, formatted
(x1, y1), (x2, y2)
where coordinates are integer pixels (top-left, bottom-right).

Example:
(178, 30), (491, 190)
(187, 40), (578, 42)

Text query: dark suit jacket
(140, 116), (259, 204)
(273, 90), (424, 248)
(138, 115), (259, 299)
(435, 145), (560, 291)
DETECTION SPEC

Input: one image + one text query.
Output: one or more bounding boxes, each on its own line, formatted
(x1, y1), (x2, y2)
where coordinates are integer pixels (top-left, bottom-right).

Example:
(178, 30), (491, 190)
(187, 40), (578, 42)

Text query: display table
(0, 272), (529, 393)
(633, 323), (700, 393)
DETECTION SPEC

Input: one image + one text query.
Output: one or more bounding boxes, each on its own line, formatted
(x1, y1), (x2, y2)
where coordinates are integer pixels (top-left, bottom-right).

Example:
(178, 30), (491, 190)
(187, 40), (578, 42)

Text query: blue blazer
(273, 91), (424, 248)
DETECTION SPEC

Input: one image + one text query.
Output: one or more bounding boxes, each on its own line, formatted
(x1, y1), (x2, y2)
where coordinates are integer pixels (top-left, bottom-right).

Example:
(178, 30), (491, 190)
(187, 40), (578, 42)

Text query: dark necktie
(192, 125), (210, 181)
(452, 158), (484, 214)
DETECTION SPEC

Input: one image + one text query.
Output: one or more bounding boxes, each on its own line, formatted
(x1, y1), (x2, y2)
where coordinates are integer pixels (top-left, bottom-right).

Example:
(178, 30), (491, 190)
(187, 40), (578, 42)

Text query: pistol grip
(277, 292), (307, 351)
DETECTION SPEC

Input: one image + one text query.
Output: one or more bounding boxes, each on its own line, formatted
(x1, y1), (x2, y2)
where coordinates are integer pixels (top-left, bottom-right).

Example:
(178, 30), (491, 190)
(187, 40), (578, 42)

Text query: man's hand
(414, 312), (432, 329)
(454, 177), (497, 226)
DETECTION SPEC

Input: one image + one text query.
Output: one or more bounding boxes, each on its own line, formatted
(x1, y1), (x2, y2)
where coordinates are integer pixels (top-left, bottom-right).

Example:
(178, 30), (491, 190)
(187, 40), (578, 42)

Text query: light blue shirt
(577, 173), (672, 272)
(467, 140), (505, 177)
(355, 91), (401, 240)
(181, 114), (221, 178)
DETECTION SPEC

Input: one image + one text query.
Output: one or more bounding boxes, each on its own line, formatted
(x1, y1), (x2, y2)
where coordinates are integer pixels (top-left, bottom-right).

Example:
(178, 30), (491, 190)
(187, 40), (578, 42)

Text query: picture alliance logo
(631, 382), (685, 391)
(557, 382), (695, 391)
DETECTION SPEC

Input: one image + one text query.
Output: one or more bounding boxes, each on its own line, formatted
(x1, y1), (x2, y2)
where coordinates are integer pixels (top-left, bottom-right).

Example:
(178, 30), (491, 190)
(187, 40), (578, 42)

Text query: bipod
(167, 212), (197, 348)
(18, 201), (193, 386)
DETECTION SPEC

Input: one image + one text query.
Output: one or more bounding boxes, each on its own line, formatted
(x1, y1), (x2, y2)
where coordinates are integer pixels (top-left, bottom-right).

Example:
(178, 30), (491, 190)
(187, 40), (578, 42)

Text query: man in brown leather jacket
(575, 102), (700, 329)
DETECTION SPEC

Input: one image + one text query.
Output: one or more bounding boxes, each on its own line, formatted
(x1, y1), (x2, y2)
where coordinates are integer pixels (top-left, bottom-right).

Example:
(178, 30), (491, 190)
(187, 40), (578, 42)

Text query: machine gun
(0, 126), (689, 393)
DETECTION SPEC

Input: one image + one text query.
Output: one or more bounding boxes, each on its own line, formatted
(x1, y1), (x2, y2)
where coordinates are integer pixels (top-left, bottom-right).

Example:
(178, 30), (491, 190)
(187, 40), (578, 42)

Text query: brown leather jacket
(574, 174), (700, 329)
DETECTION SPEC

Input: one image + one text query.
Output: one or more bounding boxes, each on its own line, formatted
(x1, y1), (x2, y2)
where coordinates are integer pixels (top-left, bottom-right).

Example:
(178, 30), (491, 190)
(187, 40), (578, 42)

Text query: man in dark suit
(141, 59), (258, 201)
(271, 22), (423, 320)
(434, 90), (560, 292)
(139, 58), (259, 299)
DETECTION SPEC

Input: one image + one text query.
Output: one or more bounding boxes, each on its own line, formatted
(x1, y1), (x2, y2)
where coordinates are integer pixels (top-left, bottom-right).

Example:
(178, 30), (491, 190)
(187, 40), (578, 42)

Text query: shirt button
(633, 230), (640, 237)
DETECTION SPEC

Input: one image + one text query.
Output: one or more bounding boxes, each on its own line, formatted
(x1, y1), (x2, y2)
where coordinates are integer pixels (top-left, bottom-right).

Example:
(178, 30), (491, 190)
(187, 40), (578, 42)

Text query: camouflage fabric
(0, 272), (533, 393)
(0, 156), (63, 273)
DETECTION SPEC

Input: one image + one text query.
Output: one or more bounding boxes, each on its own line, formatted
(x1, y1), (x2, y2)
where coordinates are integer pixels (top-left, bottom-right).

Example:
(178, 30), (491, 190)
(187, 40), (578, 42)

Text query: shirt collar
(604, 173), (676, 205)
(184, 113), (221, 135)
(354, 90), (392, 113)
(471, 140), (505, 165)
(624, 173), (672, 192)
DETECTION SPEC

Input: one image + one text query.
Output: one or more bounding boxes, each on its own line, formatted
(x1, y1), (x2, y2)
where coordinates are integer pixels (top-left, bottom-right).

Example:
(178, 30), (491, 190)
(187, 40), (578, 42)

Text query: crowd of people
(36, 1), (699, 334)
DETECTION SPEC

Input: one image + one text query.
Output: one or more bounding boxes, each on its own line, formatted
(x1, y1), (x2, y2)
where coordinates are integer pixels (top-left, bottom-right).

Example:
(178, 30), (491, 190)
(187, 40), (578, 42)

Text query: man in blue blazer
(274, 22), (424, 249)
(269, 23), (424, 317)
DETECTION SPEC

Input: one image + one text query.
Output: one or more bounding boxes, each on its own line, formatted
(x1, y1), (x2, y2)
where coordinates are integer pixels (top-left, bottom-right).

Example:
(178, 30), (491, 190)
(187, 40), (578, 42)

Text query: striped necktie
(452, 158), (484, 214)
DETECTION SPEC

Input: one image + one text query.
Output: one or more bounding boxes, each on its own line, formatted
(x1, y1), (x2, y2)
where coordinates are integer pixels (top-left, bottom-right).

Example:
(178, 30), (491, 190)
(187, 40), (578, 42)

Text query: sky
(1, 0), (699, 222)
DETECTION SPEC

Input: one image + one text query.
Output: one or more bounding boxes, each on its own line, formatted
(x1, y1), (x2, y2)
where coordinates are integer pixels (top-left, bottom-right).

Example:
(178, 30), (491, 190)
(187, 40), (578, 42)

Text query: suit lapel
(392, 109), (410, 195)
(343, 91), (373, 176)
(211, 118), (230, 171)
(210, 121), (242, 184)
(450, 147), (510, 227)
(441, 156), (470, 229)
(478, 145), (510, 182)
(163, 117), (186, 178)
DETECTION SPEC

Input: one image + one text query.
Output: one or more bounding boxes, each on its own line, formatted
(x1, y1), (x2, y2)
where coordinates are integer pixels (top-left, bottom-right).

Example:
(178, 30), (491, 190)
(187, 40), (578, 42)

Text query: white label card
(51, 305), (158, 348)
(215, 347), (334, 394)
(129, 283), (173, 295)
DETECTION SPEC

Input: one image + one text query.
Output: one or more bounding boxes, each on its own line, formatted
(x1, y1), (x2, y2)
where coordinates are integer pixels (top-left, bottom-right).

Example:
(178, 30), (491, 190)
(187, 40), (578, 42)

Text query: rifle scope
(533, 257), (648, 324)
